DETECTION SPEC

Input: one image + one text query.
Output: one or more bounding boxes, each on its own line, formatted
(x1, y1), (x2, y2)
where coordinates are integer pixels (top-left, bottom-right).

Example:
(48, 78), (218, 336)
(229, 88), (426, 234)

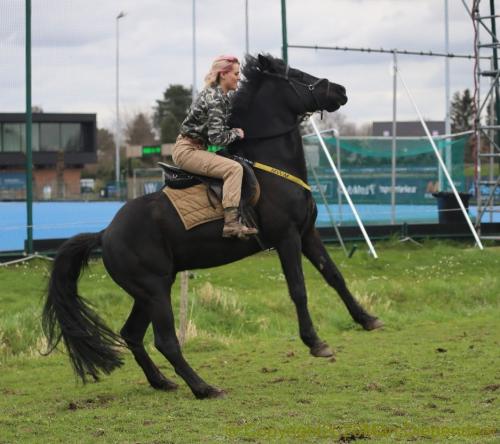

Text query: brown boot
(222, 207), (258, 239)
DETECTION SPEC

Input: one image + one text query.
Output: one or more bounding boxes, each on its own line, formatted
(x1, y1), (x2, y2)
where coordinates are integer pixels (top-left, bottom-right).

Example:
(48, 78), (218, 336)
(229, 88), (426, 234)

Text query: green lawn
(0, 240), (499, 443)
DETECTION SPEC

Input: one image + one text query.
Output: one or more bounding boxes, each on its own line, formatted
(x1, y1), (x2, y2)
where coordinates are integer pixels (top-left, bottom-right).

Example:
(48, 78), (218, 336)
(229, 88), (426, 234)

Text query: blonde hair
(204, 55), (239, 88)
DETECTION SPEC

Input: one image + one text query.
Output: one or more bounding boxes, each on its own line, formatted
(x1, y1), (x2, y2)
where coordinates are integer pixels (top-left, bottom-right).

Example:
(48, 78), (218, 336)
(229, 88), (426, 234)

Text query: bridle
(261, 65), (330, 112)
(239, 64), (331, 140)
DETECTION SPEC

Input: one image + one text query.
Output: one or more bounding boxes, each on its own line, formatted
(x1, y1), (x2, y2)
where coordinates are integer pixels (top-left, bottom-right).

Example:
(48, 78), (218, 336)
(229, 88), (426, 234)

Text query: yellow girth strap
(252, 161), (311, 191)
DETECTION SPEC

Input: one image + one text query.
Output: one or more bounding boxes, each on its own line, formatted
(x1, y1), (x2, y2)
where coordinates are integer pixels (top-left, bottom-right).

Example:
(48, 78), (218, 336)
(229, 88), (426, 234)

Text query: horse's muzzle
(335, 83), (348, 105)
(324, 82), (347, 111)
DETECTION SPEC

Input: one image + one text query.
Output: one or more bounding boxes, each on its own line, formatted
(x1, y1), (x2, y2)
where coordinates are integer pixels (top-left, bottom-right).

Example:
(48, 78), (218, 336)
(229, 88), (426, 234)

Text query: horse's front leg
(276, 231), (333, 358)
(301, 227), (383, 330)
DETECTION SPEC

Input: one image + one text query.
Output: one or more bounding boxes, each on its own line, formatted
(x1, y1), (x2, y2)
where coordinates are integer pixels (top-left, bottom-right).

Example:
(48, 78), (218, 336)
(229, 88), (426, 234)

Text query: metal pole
(132, 168), (137, 200)
(444, 0), (452, 180)
(180, 0), (198, 345)
(391, 50), (397, 225)
(308, 159), (348, 256)
(178, 270), (189, 346)
(334, 130), (343, 224)
(490, 0), (500, 148)
(192, 0), (197, 101)
(310, 116), (378, 259)
(397, 67), (484, 250)
(115, 12), (125, 198)
(335, 132), (342, 223)
(25, 0), (33, 254)
(245, 0), (249, 54)
(280, 0), (288, 63)
(288, 43), (485, 60)
(489, 71), (495, 222)
(474, 4), (482, 219)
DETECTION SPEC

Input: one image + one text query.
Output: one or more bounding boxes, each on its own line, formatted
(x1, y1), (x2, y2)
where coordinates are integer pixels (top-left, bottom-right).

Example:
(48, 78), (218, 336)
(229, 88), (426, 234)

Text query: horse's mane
(231, 53), (285, 125)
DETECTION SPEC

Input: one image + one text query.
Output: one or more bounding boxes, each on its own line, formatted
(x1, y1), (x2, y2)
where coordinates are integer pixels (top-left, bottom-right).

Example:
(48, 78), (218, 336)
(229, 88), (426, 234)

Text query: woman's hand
(234, 128), (245, 139)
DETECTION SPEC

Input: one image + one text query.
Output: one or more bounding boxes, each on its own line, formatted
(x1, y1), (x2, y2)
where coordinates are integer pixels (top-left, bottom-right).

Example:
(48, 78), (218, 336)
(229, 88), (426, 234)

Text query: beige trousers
(172, 135), (243, 208)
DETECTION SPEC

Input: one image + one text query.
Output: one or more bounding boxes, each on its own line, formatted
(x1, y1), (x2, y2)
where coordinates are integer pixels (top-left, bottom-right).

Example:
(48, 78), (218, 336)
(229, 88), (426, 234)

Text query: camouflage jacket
(180, 86), (241, 147)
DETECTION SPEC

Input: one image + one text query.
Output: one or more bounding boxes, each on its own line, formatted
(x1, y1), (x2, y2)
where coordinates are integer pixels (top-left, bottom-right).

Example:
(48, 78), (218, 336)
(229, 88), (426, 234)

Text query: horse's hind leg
(301, 227), (383, 330)
(146, 274), (225, 399)
(121, 301), (178, 391)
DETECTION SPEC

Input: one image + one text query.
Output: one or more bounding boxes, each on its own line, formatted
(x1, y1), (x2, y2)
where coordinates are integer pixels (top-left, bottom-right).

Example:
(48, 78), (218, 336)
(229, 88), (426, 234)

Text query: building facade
(0, 113), (97, 200)
(372, 121), (445, 137)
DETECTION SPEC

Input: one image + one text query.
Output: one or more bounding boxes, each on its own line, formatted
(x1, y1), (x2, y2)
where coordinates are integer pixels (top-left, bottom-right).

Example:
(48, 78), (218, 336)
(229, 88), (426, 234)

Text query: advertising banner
(0, 172), (26, 190)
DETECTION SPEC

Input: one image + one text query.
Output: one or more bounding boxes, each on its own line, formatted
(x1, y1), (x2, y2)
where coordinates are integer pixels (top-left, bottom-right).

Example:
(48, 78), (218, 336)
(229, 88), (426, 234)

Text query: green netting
(320, 136), (466, 158)
(303, 135), (467, 205)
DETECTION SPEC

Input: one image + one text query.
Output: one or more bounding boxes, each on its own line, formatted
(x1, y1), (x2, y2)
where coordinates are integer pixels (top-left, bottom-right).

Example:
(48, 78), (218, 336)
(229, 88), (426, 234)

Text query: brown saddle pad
(163, 184), (224, 230)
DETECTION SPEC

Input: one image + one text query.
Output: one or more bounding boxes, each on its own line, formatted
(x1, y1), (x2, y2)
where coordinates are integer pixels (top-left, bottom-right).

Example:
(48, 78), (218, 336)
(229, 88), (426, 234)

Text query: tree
(97, 127), (116, 164)
(82, 128), (115, 183)
(300, 111), (360, 136)
(125, 112), (156, 145)
(450, 89), (473, 134)
(450, 89), (474, 162)
(153, 84), (192, 143)
(485, 96), (500, 150)
(357, 122), (373, 137)
(160, 111), (181, 143)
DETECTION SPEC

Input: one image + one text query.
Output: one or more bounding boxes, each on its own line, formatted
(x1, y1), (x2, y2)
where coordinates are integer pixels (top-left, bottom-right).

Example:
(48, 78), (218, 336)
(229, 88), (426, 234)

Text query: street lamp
(245, 0), (249, 54)
(444, 0), (452, 186)
(115, 11), (126, 197)
(192, 0), (197, 102)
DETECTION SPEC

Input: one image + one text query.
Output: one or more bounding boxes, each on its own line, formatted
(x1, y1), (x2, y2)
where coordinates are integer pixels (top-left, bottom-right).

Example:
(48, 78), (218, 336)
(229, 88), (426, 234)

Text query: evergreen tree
(97, 127), (116, 165)
(82, 128), (116, 183)
(125, 112), (156, 145)
(153, 84), (192, 143)
(450, 89), (474, 134)
(450, 89), (474, 162)
(160, 111), (181, 143)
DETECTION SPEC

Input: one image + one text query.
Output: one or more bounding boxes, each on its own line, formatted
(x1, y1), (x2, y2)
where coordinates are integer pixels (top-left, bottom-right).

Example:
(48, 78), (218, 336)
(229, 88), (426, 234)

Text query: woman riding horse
(173, 55), (257, 239)
(43, 54), (382, 399)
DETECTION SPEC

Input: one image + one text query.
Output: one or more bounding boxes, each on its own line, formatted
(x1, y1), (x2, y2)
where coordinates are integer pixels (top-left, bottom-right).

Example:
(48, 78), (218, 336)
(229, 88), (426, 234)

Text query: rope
(252, 162), (311, 191)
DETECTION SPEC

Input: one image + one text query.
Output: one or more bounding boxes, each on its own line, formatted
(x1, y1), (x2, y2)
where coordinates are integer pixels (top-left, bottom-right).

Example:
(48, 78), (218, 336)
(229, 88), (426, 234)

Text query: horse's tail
(42, 231), (123, 383)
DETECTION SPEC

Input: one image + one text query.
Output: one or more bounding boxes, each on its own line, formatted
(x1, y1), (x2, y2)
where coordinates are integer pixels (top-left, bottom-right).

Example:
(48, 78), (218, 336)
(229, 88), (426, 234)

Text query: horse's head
(231, 54), (347, 139)
(256, 54), (347, 114)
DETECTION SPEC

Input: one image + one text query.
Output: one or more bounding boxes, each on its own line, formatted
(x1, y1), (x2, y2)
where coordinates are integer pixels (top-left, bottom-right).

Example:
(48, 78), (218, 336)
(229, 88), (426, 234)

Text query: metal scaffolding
(472, 0), (500, 238)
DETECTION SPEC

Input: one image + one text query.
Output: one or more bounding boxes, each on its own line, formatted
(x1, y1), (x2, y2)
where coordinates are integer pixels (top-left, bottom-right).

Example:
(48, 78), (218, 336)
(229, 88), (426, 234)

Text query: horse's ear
(258, 54), (272, 72)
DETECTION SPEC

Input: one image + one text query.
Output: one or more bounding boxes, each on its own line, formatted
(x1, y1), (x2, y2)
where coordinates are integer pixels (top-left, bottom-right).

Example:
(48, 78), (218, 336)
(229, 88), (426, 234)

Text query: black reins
(261, 65), (330, 111)
(240, 65), (330, 140)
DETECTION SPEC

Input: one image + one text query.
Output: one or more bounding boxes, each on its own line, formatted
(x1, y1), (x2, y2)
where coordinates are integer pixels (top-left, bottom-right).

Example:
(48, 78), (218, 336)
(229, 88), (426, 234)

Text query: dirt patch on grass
(483, 384), (500, 392)
(338, 432), (370, 443)
(67, 394), (116, 410)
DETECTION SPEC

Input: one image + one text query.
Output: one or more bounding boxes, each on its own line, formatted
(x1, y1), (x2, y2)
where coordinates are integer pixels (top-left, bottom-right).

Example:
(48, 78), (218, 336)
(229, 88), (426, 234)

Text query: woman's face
(219, 63), (240, 92)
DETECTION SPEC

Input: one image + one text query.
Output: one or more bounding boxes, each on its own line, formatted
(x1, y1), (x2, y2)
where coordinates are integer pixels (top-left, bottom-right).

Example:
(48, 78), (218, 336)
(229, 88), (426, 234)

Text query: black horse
(43, 54), (382, 399)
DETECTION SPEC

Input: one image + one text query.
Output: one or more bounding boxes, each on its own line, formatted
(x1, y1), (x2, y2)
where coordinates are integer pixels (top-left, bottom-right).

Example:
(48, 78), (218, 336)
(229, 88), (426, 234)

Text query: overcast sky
(0, 0), (492, 132)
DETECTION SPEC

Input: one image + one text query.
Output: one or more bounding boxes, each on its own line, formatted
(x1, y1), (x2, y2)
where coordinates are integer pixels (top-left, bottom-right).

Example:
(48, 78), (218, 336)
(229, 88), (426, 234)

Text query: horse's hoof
(310, 342), (334, 358)
(362, 318), (384, 331)
(195, 386), (226, 399)
(150, 378), (178, 391)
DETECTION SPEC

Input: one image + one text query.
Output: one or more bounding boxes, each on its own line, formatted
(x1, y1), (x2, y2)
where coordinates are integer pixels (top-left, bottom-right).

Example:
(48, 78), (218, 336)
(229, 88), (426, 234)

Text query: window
(61, 123), (81, 151)
(32, 123), (40, 151)
(2, 123), (25, 152)
(0, 121), (87, 152)
(40, 123), (60, 151)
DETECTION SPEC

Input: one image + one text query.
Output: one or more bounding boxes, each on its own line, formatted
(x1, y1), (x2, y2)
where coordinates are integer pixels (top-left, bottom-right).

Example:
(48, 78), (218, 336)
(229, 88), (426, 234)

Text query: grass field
(0, 240), (499, 443)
